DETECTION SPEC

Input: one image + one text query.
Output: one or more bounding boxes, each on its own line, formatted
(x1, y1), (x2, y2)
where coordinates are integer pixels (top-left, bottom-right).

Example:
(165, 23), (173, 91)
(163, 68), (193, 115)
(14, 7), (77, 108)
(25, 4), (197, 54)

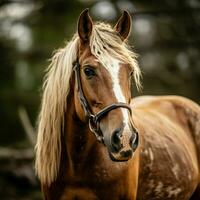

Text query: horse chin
(108, 151), (133, 162)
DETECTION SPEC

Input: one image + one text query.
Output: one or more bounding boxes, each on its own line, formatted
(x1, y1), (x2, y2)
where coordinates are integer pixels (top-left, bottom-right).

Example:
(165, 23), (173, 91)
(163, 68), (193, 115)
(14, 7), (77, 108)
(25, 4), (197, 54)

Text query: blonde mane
(35, 22), (141, 186)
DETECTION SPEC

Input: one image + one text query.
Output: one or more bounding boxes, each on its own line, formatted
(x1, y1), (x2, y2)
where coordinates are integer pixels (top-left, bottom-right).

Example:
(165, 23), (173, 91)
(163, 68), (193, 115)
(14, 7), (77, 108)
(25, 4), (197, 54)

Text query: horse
(35, 9), (200, 200)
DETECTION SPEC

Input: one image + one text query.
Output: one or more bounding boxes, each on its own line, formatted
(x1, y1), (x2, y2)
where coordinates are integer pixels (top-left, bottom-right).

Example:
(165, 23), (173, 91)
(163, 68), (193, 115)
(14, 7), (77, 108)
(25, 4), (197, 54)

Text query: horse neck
(42, 91), (98, 200)
(62, 87), (97, 177)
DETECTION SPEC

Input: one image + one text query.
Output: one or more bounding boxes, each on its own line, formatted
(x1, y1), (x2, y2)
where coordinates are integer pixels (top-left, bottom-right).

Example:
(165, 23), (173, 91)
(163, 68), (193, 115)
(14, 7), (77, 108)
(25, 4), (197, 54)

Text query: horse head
(36, 9), (141, 186)
(74, 9), (140, 161)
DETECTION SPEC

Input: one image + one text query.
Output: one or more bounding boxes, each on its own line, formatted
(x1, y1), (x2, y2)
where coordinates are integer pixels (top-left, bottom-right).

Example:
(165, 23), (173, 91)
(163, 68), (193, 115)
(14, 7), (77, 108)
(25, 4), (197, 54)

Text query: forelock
(89, 22), (142, 90)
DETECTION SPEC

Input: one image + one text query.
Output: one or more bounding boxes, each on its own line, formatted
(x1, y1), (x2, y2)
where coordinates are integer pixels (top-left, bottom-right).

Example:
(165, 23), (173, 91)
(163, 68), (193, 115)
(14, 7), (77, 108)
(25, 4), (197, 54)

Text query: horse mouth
(109, 150), (133, 162)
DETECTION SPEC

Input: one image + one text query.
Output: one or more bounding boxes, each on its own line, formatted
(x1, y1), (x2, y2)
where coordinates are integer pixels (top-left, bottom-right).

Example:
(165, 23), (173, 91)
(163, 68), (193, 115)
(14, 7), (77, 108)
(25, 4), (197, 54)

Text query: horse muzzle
(106, 127), (139, 162)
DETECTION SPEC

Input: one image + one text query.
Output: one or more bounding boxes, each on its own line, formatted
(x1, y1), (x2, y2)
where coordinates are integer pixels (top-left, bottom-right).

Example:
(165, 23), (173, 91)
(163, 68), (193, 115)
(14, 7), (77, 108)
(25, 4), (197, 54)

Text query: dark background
(0, 0), (200, 199)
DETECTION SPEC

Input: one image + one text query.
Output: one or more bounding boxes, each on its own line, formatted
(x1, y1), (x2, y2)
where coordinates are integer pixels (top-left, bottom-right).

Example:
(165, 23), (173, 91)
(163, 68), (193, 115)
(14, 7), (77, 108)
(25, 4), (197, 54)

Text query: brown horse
(35, 9), (200, 200)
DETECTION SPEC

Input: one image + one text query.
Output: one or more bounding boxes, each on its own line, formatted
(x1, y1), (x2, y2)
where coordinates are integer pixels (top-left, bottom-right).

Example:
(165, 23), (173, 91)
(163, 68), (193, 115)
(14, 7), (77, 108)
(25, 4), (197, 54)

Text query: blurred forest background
(0, 0), (200, 199)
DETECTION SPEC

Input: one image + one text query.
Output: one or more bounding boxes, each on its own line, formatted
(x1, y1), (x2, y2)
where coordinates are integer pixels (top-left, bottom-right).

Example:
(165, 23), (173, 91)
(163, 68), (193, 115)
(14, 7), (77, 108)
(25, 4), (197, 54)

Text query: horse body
(36, 9), (200, 200)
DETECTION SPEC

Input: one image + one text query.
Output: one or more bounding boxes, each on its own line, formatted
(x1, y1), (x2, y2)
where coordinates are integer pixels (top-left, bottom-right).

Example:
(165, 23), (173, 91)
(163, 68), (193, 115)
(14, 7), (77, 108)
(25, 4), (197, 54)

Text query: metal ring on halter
(89, 116), (103, 143)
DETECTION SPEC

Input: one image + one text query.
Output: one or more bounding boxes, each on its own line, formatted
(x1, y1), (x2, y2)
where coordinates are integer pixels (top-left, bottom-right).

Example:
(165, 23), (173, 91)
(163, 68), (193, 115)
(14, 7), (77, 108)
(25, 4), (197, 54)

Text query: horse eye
(84, 67), (96, 78)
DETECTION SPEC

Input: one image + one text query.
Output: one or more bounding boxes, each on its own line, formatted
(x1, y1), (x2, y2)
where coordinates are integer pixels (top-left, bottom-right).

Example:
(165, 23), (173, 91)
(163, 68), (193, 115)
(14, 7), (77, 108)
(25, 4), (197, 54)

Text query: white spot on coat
(167, 187), (182, 198)
(155, 181), (164, 195)
(172, 164), (179, 180)
(149, 148), (154, 161)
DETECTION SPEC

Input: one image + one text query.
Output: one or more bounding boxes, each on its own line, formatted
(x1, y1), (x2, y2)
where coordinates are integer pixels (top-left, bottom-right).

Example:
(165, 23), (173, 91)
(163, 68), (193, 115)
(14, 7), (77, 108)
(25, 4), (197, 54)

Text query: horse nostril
(111, 128), (123, 152)
(130, 132), (139, 151)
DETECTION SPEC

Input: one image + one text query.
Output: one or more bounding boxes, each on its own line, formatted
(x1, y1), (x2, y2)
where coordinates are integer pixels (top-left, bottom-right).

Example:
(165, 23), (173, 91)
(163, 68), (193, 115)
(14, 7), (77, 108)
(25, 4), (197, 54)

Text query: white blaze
(104, 57), (130, 130)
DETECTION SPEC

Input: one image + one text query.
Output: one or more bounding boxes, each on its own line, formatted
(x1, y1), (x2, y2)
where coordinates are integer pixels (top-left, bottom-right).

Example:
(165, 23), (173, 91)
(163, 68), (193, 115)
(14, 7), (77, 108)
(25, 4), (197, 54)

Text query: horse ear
(114, 10), (132, 41)
(78, 8), (93, 43)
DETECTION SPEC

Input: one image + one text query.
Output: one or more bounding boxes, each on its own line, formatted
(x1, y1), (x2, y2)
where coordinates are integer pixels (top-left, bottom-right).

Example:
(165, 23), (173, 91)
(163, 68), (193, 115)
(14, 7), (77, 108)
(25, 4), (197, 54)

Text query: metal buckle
(89, 116), (104, 143)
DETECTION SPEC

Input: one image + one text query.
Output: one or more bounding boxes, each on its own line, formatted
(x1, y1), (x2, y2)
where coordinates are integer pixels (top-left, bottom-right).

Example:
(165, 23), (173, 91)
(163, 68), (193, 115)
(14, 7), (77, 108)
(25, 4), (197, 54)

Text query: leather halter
(73, 60), (132, 143)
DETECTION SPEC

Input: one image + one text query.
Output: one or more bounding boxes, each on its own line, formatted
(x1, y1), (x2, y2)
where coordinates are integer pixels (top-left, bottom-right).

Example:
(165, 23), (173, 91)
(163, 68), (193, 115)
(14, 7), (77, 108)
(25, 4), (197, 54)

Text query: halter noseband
(73, 60), (132, 143)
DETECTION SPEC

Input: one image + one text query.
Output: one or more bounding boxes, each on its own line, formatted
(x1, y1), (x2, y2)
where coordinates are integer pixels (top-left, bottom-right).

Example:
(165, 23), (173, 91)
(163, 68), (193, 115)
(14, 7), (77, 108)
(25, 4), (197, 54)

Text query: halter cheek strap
(73, 60), (132, 143)
(73, 60), (92, 117)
